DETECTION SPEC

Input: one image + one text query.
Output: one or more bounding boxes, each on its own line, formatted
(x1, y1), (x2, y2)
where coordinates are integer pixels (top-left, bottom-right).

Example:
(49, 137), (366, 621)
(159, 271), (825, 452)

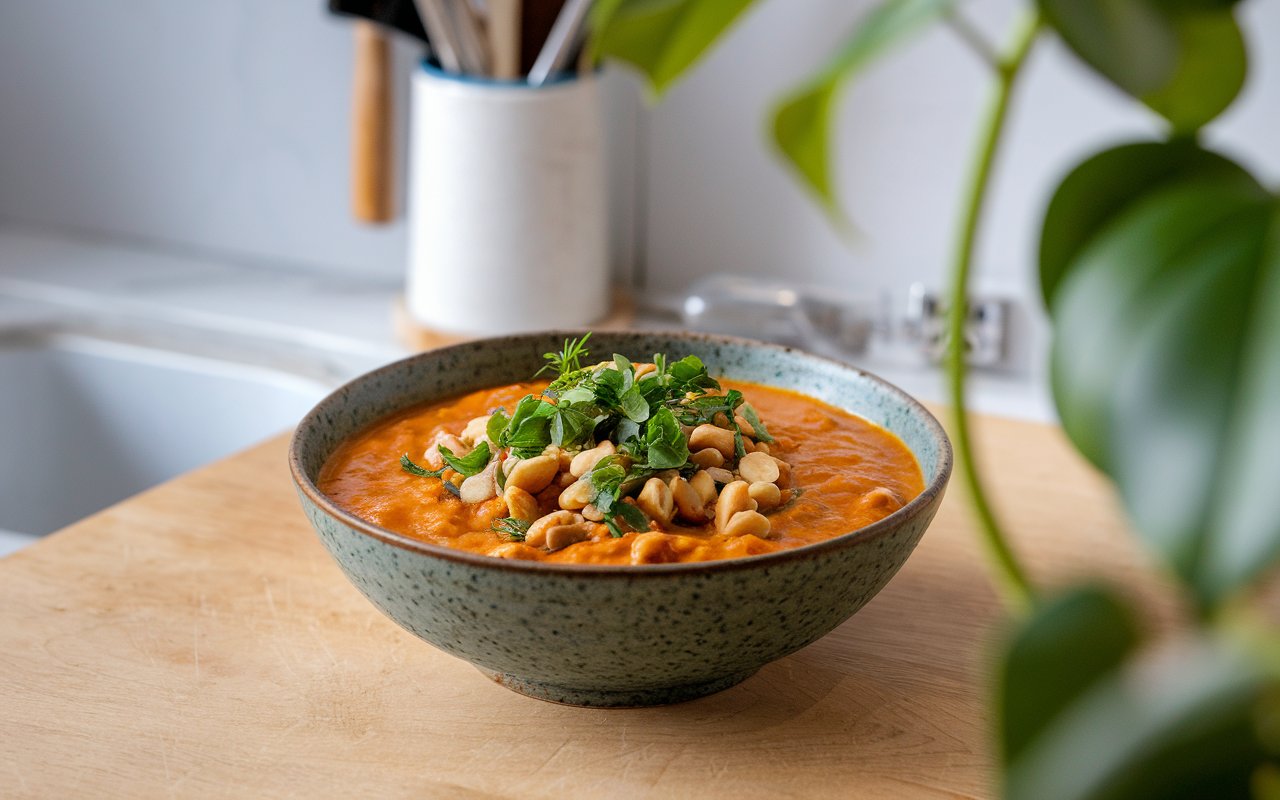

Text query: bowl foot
(476, 668), (759, 708)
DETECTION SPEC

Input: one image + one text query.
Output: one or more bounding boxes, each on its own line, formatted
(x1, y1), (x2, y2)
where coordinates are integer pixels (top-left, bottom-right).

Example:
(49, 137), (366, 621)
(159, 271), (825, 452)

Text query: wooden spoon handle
(351, 20), (394, 223)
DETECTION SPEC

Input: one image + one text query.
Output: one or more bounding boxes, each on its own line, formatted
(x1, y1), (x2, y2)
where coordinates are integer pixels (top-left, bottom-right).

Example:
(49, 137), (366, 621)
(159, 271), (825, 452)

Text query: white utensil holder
(405, 64), (610, 335)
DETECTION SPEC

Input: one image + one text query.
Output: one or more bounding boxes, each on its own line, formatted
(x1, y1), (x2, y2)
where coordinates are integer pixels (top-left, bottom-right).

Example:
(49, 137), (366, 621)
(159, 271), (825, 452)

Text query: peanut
(490, 542), (536, 560)
(502, 485), (540, 522)
(582, 503), (605, 522)
(734, 414), (756, 438)
(524, 510), (580, 548)
(690, 447), (725, 469)
(859, 487), (904, 513)
(633, 362), (657, 379)
(423, 433), (467, 470)
(459, 460), (499, 503)
(715, 480), (757, 532)
(505, 455), (558, 494)
(689, 470), (718, 504)
(460, 415), (491, 446)
(723, 509), (771, 539)
(705, 466), (734, 485)
(670, 475), (708, 523)
(748, 481), (782, 511)
(738, 451), (780, 484)
(636, 477), (674, 525)
(754, 441), (771, 455)
(545, 522), (594, 551)
(558, 478), (594, 510)
(771, 456), (793, 489)
(630, 532), (675, 564)
(570, 440), (616, 478)
(689, 424), (735, 458)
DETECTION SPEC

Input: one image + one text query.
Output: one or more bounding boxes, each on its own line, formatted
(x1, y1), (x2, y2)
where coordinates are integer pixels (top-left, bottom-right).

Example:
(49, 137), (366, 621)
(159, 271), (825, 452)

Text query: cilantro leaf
(400, 453), (445, 478)
(614, 501), (650, 534)
(620, 386), (650, 423)
(438, 441), (491, 477)
(740, 404), (774, 443)
(486, 409), (510, 443)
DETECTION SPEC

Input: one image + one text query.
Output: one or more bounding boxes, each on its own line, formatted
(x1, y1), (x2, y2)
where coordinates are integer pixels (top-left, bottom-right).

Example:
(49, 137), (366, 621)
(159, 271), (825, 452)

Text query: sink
(0, 329), (330, 552)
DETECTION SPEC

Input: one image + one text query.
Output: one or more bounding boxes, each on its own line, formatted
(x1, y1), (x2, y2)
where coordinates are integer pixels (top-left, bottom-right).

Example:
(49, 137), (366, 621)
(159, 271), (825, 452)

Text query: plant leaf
(399, 453), (445, 479)
(620, 386), (651, 423)
(740, 404), (774, 443)
(770, 0), (955, 215)
(1037, 0), (1246, 132)
(1004, 634), (1274, 800)
(1037, 0), (1177, 96)
(438, 441), (491, 477)
(1141, 9), (1246, 132)
(614, 501), (650, 533)
(1047, 154), (1280, 606)
(999, 586), (1141, 764)
(590, 0), (759, 96)
(1039, 140), (1259, 308)
(485, 408), (510, 444)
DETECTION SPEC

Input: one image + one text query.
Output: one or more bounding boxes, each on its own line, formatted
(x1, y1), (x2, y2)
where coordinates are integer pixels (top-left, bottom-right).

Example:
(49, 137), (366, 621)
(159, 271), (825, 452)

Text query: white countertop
(0, 225), (1057, 421)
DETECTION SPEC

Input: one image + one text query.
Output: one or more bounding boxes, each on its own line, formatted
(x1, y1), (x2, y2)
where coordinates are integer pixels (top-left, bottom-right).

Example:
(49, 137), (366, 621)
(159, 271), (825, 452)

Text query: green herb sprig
(400, 453), (462, 498)
(536, 333), (593, 379)
(490, 517), (531, 542)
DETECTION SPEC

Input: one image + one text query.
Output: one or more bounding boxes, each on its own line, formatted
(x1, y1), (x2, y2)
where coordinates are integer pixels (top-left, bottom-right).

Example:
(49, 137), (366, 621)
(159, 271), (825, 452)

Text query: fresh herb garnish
(536, 333), (593, 379)
(400, 453), (462, 497)
(638, 407), (688, 469)
(400, 453), (445, 478)
(490, 517), (531, 542)
(500, 396), (559, 458)
(438, 441), (492, 477)
(486, 408), (510, 443)
(740, 404), (774, 443)
(399, 336), (786, 541)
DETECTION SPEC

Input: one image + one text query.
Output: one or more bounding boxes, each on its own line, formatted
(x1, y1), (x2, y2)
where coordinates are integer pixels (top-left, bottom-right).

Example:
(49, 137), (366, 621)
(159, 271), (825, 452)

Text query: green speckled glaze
(290, 331), (952, 707)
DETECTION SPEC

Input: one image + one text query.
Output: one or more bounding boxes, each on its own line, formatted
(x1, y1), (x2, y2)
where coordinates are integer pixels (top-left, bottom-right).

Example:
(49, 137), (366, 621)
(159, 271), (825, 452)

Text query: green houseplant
(591, 1), (1280, 796)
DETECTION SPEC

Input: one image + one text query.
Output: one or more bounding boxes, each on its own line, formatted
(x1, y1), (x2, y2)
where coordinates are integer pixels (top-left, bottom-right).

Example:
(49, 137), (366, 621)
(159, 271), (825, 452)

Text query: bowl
(289, 331), (952, 707)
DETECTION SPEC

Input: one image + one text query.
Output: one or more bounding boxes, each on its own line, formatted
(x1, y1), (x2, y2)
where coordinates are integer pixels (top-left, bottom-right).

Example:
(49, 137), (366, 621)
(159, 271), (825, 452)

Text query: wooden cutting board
(0, 414), (1173, 798)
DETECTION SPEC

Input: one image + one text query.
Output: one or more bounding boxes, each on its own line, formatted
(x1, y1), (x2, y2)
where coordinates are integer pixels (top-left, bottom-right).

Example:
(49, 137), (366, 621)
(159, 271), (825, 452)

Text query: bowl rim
(289, 330), (953, 577)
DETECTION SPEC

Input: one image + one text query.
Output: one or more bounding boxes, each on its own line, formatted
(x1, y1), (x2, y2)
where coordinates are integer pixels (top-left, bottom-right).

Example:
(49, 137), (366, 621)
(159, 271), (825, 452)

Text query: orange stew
(320, 379), (924, 566)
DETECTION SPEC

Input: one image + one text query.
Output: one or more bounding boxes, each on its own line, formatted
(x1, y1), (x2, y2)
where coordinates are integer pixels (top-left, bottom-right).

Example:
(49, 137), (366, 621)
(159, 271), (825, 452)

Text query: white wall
(640, 0), (1280, 301)
(1, 0), (1277, 323)
(0, 0), (638, 280)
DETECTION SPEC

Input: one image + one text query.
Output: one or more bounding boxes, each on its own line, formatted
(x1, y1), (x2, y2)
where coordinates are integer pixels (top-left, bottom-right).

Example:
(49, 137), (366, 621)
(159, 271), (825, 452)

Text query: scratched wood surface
(0, 416), (1172, 799)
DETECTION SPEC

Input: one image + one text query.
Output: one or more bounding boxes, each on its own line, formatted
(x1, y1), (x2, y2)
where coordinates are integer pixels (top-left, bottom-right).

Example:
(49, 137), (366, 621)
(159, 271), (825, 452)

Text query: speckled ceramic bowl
(290, 331), (951, 707)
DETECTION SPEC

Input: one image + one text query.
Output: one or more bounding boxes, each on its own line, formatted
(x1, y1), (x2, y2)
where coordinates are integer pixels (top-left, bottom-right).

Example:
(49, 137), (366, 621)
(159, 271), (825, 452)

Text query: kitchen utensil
(328, 0), (428, 42)
(445, 0), (492, 74)
(682, 275), (880, 358)
(414, 0), (463, 72)
(528, 0), (592, 86)
(518, 0), (565, 74)
(329, 0), (429, 223)
(405, 64), (608, 334)
(487, 0), (523, 79)
(350, 20), (395, 222)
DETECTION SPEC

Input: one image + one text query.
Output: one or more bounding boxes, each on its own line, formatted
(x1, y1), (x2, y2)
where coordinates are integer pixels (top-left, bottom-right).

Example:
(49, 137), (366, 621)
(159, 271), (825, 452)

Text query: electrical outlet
(904, 283), (1013, 369)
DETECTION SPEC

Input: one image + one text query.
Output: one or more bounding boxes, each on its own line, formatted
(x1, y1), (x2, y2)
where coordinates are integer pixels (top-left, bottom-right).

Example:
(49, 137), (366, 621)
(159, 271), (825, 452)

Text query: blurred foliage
(1043, 143), (1280, 610)
(769, 0), (955, 218)
(593, 0), (1280, 796)
(589, 0), (756, 95)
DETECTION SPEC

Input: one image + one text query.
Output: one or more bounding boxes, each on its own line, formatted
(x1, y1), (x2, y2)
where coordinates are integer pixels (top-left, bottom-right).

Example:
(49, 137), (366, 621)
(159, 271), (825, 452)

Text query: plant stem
(945, 10), (1041, 613)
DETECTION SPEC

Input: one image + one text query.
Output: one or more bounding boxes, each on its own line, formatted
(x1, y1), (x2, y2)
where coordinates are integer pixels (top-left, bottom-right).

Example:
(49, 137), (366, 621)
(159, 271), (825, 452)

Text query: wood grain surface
(0, 414), (1174, 799)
